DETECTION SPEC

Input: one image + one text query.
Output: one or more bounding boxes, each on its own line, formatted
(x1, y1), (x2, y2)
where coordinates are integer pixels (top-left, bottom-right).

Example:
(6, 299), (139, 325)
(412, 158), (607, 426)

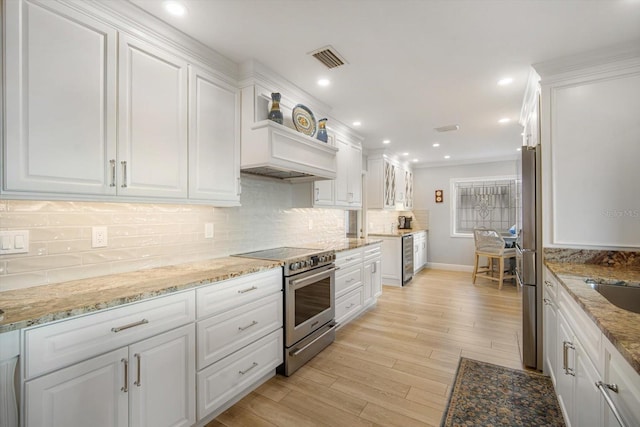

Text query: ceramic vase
(268, 92), (284, 124)
(317, 118), (328, 142)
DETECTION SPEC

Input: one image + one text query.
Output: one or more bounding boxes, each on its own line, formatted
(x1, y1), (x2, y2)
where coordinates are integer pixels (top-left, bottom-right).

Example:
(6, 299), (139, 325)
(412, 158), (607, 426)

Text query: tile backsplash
(0, 176), (345, 291)
(367, 209), (429, 233)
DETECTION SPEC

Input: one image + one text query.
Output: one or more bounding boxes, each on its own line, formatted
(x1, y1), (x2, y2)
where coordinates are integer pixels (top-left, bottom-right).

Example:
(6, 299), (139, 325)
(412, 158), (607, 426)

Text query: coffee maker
(398, 216), (413, 229)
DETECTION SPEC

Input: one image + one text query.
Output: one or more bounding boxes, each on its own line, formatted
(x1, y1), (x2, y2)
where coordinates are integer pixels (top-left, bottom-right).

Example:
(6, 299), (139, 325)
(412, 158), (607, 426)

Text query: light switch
(0, 230), (29, 254)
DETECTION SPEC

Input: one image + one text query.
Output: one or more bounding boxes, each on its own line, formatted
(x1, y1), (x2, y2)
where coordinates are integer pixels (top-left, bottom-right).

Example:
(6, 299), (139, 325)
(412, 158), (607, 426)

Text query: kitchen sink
(585, 278), (640, 314)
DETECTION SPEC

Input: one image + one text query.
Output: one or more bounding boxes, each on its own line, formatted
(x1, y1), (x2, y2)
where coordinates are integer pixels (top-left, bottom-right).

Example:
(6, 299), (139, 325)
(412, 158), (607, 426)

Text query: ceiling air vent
(309, 46), (347, 69)
(434, 124), (460, 133)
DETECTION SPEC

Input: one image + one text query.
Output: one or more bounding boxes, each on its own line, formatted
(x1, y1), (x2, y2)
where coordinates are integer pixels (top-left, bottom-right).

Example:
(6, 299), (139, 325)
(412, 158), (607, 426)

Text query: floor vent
(309, 46), (347, 69)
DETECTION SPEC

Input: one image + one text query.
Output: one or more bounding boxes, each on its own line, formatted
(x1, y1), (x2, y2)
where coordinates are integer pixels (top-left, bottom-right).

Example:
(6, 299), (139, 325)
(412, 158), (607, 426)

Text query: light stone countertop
(0, 257), (282, 333)
(367, 228), (428, 237)
(545, 261), (640, 375)
(0, 238), (384, 334)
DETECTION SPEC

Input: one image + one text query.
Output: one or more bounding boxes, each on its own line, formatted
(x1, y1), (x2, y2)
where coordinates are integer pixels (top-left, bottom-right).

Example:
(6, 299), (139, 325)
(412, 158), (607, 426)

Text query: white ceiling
(129, 0), (640, 167)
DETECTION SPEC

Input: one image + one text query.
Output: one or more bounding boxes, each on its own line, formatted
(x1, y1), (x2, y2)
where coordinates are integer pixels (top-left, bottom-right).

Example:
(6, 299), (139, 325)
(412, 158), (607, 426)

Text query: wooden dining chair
(472, 228), (516, 289)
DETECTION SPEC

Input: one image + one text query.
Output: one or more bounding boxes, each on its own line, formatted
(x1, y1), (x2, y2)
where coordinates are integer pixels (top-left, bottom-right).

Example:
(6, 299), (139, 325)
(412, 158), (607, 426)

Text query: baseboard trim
(427, 263), (474, 272)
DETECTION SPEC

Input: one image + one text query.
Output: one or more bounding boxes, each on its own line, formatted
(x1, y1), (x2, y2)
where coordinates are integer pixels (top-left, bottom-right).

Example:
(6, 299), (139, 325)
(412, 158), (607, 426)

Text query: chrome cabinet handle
(237, 177), (241, 196)
(543, 298), (553, 307)
(346, 278), (355, 283)
(544, 280), (553, 287)
(562, 341), (575, 376)
(121, 358), (128, 392)
(346, 303), (355, 309)
(238, 320), (258, 331)
(372, 262), (377, 274)
(315, 187), (320, 202)
(111, 319), (148, 333)
(237, 286), (257, 294)
(120, 161), (127, 188)
(596, 381), (628, 427)
(239, 362), (258, 375)
(110, 159), (116, 187)
(134, 354), (141, 387)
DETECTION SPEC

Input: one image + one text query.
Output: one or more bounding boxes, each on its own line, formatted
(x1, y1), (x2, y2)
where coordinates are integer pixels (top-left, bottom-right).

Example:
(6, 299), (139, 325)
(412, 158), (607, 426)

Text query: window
(450, 176), (520, 237)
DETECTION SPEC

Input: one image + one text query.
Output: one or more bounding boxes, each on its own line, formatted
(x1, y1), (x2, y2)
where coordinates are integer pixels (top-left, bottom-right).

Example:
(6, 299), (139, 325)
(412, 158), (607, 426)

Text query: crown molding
(414, 155), (518, 170)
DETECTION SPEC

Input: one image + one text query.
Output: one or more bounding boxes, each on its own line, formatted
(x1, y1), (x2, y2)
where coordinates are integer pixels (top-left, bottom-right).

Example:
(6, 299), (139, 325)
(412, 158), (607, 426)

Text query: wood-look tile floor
(207, 269), (524, 427)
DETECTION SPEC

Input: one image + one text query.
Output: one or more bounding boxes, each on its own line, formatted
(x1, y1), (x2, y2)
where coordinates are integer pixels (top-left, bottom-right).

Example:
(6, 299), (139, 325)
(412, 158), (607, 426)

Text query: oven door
(285, 264), (336, 346)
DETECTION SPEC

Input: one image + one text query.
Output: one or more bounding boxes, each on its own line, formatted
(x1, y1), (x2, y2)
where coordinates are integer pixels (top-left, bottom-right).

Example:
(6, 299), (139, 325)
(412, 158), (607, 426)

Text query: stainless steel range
(234, 247), (338, 376)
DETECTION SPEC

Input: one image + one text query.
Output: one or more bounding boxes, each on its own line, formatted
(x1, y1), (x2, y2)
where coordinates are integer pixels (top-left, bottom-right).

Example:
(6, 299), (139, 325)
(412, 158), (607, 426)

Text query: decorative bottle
(317, 118), (328, 142)
(268, 92), (283, 125)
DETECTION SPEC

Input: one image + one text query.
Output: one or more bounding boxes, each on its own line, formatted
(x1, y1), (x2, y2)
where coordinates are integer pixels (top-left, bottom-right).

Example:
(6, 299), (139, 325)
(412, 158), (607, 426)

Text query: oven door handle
(290, 266), (338, 289)
(291, 322), (339, 356)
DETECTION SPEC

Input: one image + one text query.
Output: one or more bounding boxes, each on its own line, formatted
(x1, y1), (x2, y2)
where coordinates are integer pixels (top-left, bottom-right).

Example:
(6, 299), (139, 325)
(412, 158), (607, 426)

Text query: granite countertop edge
(545, 261), (640, 375)
(0, 238), (383, 334)
(368, 229), (428, 237)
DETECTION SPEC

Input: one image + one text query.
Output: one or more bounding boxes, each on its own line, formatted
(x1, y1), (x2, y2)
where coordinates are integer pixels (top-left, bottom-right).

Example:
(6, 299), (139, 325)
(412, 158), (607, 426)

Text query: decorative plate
(292, 104), (316, 137)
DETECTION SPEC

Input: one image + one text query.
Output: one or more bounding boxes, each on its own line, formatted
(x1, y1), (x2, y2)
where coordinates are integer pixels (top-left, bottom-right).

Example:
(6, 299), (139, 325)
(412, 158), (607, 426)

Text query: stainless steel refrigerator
(516, 145), (543, 370)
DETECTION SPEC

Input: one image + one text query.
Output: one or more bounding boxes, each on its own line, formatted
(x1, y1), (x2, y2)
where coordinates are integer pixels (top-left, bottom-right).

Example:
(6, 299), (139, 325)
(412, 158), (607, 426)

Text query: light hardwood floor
(207, 269), (523, 427)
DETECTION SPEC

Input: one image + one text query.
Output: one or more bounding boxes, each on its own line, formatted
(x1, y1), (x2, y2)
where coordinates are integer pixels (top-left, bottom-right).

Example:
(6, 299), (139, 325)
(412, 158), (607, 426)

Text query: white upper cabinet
(4, 0), (117, 195)
(188, 66), (241, 205)
(367, 155), (411, 210)
(2, 0), (241, 206)
(335, 137), (362, 208)
(118, 34), (189, 199)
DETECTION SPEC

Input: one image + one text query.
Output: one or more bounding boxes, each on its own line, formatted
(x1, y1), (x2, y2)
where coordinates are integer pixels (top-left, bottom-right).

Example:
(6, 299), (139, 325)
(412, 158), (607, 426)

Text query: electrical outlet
(0, 230), (30, 255)
(205, 223), (214, 239)
(308, 219), (313, 230)
(92, 226), (108, 248)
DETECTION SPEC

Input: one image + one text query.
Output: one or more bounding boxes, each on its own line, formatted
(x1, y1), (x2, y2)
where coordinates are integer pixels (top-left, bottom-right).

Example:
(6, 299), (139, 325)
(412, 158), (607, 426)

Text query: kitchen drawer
(335, 286), (363, 324)
(336, 266), (362, 296)
(197, 292), (282, 370)
(196, 268), (281, 319)
(363, 244), (381, 262)
(25, 290), (195, 379)
(558, 285), (601, 367)
(335, 248), (363, 270)
(197, 329), (283, 420)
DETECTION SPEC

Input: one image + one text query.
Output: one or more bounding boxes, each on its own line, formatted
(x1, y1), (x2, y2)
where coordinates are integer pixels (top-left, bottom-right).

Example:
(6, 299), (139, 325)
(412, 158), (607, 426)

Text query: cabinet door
(543, 296), (558, 385)
(313, 179), (335, 206)
(404, 169), (413, 209)
(188, 66), (240, 204)
(25, 348), (128, 427)
(574, 339), (602, 427)
(348, 143), (363, 206)
(380, 237), (402, 285)
(129, 324), (195, 427)
(372, 259), (382, 297)
(556, 311), (574, 426)
(4, 0), (117, 195)
(383, 160), (397, 208)
(363, 261), (373, 305)
(334, 138), (350, 206)
(118, 34), (188, 198)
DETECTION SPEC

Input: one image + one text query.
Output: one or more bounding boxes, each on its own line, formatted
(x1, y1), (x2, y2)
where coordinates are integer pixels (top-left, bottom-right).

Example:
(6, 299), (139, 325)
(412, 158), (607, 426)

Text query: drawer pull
(346, 278), (355, 283)
(120, 161), (127, 188)
(345, 257), (355, 262)
(238, 320), (258, 331)
(239, 362), (258, 375)
(134, 353), (141, 387)
(111, 319), (149, 333)
(543, 298), (553, 307)
(346, 303), (355, 309)
(237, 286), (258, 294)
(121, 358), (128, 392)
(562, 341), (575, 376)
(595, 381), (628, 427)
(544, 280), (553, 287)
(109, 159), (116, 187)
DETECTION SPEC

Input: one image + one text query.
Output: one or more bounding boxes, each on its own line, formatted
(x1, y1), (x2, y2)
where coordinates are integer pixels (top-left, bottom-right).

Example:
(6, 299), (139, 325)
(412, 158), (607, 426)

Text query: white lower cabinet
(379, 236), (402, 286)
(25, 323), (195, 427)
(335, 245), (381, 327)
(544, 266), (640, 427)
(413, 231), (427, 274)
(195, 268), (283, 423)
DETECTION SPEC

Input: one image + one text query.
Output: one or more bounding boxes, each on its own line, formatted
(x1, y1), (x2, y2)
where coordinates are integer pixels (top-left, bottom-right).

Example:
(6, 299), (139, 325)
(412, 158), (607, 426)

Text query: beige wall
(0, 176), (346, 291)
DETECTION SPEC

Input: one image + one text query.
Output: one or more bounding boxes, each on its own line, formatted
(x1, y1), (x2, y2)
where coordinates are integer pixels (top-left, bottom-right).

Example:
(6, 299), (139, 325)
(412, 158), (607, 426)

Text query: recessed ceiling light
(164, 1), (186, 16)
(444, 155), (451, 159)
(497, 77), (513, 86)
(520, 132), (525, 136)
(412, 158), (418, 162)
(317, 78), (330, 87)
(402, 152), (409, 156)
(352, 121), (361, 127)
(498, 118), (511, 124)
(432, 143), (440, 147)
(517, 148), (522, 151)
(382, 139), (391, 144)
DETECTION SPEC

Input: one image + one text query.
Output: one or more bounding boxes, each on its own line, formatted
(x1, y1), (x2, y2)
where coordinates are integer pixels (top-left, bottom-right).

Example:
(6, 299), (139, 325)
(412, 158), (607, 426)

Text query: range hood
(240, 120), (338, 183)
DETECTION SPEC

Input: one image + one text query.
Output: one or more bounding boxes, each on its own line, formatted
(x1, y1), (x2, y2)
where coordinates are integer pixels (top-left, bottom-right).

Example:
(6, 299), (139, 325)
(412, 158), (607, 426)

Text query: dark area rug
(441, 357), (565, 427)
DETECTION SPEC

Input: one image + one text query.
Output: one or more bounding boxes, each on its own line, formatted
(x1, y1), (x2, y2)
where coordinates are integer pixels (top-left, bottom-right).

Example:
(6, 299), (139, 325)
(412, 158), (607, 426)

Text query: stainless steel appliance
(234, 247), (338, 376)
(398, 216), (413, 229)
(515, 146), (543, 369)
(402, 234), (414, 285)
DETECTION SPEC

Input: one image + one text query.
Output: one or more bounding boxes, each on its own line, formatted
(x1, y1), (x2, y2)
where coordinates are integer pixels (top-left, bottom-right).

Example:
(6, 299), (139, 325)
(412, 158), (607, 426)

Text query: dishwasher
(402, 234), (414, 285)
